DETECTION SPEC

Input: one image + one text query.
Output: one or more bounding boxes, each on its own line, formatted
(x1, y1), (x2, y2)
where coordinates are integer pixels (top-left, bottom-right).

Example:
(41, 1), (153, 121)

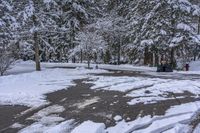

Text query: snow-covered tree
(126, 0), (200, 67)
(71, 26), (107, 68)
(0, 0), (17, 75)
(1, 0), (200, 69)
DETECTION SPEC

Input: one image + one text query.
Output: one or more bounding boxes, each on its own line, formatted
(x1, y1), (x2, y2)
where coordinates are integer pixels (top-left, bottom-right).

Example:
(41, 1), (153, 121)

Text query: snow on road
(71, 121), (106, 133)
(18, 105), (75, 133)
(72, 96), (100, 109)
(87, 75), (200, 105)
(19, 119), (75, 133)
(106, 101), (200, 133)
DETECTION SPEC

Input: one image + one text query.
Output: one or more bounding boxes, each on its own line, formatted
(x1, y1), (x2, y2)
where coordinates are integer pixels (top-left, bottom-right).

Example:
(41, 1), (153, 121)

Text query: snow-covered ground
(106, 101), (200, 133)
(6, 60), (156, 75)
(1, 60), (200, 133)
(189, 60), (200, 71)
(0, 61), (108, 107)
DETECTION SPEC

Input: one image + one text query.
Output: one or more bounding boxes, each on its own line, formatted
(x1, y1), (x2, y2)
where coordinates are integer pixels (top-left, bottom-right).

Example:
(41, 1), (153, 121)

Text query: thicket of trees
(1, 0), (200, 74)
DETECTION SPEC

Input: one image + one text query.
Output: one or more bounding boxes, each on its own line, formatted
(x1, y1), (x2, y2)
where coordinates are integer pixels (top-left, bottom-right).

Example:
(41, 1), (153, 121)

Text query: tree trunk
(117, 36), (121, 65)
(87, 59), (90, 69)
(117, 36), (122, 65)
(198, 17), (200, 34)
(144, 46), (149, 65)
(152, 53), (155, 67)
(117, 46), (120, 65)
(195, 17), (200, 61)
(80, 49), (83, 63)
(170, 9), (176, 69)
(60, 48), (63, 61)
(71, 29), (76, 63)
(33, 15), (41, 71)
(170, 48), (175, 68)
(34, 32), (41, 71)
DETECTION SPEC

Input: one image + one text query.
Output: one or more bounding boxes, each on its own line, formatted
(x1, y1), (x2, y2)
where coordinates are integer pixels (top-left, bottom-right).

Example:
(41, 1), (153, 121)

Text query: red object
(185, 64), (189, 71)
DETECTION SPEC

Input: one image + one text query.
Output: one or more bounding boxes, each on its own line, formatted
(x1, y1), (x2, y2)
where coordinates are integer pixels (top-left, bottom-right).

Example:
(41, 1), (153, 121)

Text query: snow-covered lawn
(7, 60), (156, 75)
(0, 62), (107, 107)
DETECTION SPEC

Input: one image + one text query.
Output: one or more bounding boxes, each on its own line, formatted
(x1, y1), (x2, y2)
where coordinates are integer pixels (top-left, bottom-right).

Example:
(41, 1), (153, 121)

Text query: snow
(129, 79), (200, 103)
(163, 124), (191, 133)
(7, 60), (156, 75)
(71, 120), (106, 133)
(19, 104), (75, 133)
(10, 123), (24, 129)
(87, 76), (167, 93)
(133, 113), (191, 133)
(1, 0), (13, 11)
(171, 36), (183, 43)
(0, 60), (155, 107)
(194, 123), (200, 133)
(141, 39), (153, 46)
(86, 73), (200, 105)
(0, 61), (107, 107)
(2, 61), (200, 133)
(44, 120), (75, 133)
(72, 96), (100, 109)
(28, 105), (65, 120)
(176, 60), (200, 74)
(107, 102), (200, 133)
(3, 60), (200, 108)
(188, 60), (200, 71)
(19, 120), (75, 133)
(177, 23), (192, 31)
(114, 115), (122, 122)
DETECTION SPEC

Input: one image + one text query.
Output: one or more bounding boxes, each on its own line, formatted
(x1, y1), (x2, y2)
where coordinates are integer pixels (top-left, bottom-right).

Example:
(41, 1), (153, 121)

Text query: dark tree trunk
(170, 10), (176, 68)
(33, 15), (41, 71)
(198, 17), (200, 34)
(87, 52), (90, 69)
(87, 59), (90, 69)
(34, 32), (41, 71)
(117, 46), (120, 65)
(94, 52), (97, 63)
(144, 46), (149, 65)
(80, 49), (83, 63)
(170, 48), (176, 68)
(155, 53), (159, 66)
(117, 36), (122, 65)
(70, 28), (76, 63)
(194, 17), (200, 61)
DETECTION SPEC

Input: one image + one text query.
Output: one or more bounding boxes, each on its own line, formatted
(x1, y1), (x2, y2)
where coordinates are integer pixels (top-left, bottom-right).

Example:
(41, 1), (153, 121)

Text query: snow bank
(71, 120), (106, 133)
(19, 120), (75, 133)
